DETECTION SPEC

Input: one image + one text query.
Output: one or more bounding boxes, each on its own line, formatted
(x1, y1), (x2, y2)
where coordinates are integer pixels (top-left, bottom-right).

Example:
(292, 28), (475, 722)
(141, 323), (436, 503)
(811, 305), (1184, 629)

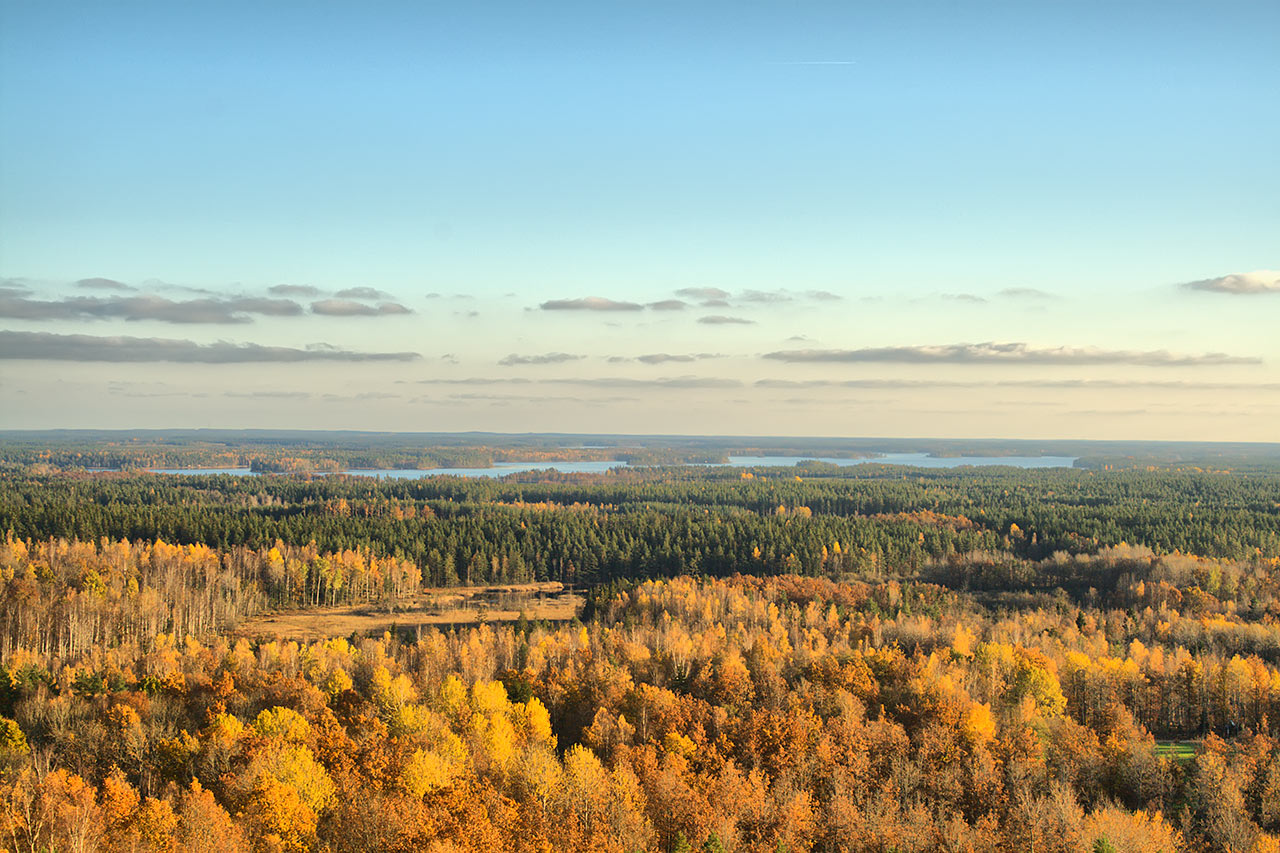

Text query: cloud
(0, 293), (304, 323)
(224, 390), (312, 399)
(321, 391), (401, 402)
(753, 378), (1280, 391)
(413, 377), (534, 385)
(998, 287), (1056, 299)
(699, 315), (755, 325)
(310, 299), (412, 316)
(498, 352), (586, 366)
(1180, 270), (1280, 295)
(700, 298), (731, 307)
(940, 293), (987, 304)
(0, 330), (420, 363)
(444, 392), (638, 404)
(635, 352), (721, 364)
(335, 286), (393, 300)
(76, 277), (136, 291)
(647, 299), (687, 311)
(544, 376), (742, 389)
(269, 284), (324, 297)
(761, 342), (1259, 367)
(675, 287), (730, 301)
(153, 282), (219, 295)
(805, 290), (842, 301)
(539, 297), (644, 311)
(740, 289), (792, 303)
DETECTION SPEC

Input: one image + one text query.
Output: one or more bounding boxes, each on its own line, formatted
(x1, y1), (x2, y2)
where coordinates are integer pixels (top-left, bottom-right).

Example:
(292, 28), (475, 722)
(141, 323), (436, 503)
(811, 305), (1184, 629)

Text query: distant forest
(4, 437), (1280, 851)
(3, 429), (1279, 472)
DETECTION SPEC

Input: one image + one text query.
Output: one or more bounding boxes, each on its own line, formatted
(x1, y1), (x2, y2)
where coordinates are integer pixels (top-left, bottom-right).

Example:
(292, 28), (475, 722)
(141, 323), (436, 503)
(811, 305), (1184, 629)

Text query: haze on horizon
(1, 0), (1276, 441)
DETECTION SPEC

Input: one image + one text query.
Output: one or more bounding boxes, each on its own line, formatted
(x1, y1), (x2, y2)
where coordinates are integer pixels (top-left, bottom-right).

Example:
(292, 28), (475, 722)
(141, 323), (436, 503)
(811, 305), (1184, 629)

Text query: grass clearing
(1155, 741), (1198, 762)
(235, 582), (583, 641)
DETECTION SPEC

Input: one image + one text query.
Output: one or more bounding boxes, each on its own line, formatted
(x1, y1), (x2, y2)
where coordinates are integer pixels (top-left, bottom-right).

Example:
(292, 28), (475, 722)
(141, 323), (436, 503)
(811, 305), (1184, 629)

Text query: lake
(137, 453), (1077, 478)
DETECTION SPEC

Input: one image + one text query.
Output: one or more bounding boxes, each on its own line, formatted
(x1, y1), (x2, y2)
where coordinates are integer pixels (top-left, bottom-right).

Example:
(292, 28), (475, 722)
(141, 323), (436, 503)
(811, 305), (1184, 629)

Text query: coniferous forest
(3, 438), (1280, 851)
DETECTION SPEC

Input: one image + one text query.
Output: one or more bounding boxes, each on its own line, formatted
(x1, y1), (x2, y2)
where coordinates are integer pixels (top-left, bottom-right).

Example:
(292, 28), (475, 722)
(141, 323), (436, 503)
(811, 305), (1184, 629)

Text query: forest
(3, 443), (1280, 851)
(4, 430), (1280, 474)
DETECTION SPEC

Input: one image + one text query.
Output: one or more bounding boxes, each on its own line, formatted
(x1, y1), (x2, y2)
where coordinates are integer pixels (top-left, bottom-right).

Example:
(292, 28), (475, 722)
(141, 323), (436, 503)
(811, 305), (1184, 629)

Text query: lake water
(137, 453), (1076, 478)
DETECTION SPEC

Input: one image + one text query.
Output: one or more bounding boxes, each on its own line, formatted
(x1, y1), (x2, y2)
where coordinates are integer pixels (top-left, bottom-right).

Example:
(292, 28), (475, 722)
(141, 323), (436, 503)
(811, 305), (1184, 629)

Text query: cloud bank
(335, 286), (393, 300)
(0, 293), (304, 324)
(76, 278), (137, 291)
(498, 352), (586, 366)
(1180, 270), (1280, 295)
(0, 330), (420, 362)
(699, 315), (755, 325)
(755, 378), (1280, 391)
(675, 287), (730, 301)
(762, 342), (1259, 366)
(310, 299), (412, 316)
(540, 297), (644, 311)
(269, 284), (323, 297)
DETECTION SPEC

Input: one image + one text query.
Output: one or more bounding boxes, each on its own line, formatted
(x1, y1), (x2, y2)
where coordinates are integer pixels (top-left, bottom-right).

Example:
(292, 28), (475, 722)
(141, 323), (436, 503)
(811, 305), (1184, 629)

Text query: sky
(1, 0), (1277, 440)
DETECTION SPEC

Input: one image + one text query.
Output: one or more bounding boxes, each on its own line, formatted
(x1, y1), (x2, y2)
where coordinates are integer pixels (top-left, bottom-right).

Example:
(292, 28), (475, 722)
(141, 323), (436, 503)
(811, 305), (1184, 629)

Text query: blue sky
(1, 0), (1277, 438)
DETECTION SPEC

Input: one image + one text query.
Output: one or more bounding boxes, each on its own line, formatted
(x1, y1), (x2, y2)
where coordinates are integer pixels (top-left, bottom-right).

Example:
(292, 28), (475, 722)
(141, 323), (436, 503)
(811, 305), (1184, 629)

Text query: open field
(1155, 741), (1199, 762)
(234, 582), (583, 641)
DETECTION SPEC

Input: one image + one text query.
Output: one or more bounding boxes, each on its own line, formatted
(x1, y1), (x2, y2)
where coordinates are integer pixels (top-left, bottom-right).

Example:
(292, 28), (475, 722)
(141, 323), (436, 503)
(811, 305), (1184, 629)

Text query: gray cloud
(225, 390), (312, 399)
(540, 297), (644, 311)
(940, 293), (987, 304)
(111, 390), (208, 398)
(741, 289), (792, 303)
(647, 299), (687, 311)
(269, 284), (324, 297)
(635, 352), (722, 364)
(154, 282), (219, 295)
(310, 299), (412, 316)
(762, 342), (1258, 367)
(322, 391), (401, 402)
(675, 287), (730, 301)
(700, 298), (731, 307)
(805, 290), (842, 301)
(544, 376), (741, 389)
(76, 277), (136, 291)
(1180, 270), (1280, 295)
(413, 377), (534, 385)
(335, 286), (393, 300)
(446, 392), (638, 404)
(998, 287), (1056, 299)
(754, 378), (1280, 391)
(0, 293), (304, 323)
(498, 352), (586, 366)
(699, 315), (755, 325)
(409, 375), (740, 388)
(0, 330), (420, 363)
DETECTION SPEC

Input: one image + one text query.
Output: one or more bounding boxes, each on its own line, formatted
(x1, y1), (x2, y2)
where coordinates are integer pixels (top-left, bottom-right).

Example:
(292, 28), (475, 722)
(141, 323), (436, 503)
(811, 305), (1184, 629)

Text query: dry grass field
(234, 582), (583, 641)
